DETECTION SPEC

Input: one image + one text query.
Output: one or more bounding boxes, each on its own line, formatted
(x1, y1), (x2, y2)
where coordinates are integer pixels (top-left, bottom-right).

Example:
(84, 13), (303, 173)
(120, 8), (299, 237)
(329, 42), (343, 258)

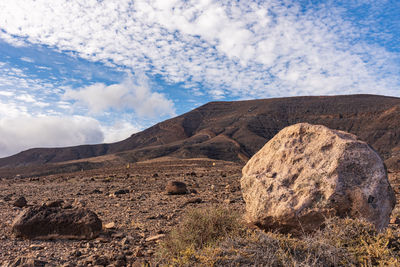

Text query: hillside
(0, 94), (399, 174)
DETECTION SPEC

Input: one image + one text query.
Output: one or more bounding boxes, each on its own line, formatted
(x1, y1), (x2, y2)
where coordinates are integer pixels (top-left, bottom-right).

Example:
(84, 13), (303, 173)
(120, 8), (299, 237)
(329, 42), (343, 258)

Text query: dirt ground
(0, 158), (399, 266)
(0, 158), (244, 266)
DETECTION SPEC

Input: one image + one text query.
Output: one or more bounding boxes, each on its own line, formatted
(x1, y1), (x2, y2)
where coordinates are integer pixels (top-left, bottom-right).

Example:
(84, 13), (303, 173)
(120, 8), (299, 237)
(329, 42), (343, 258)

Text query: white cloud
(0, 0), (397, 98)
(20, 56), (34, 63)
(102, 120), (140, 143)
(0, 115), (104, 157)
(63, 73), (176, 118)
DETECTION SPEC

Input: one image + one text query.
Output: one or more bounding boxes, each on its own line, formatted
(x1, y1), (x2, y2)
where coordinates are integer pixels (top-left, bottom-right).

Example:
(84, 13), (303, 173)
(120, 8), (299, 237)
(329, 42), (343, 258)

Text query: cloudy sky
(0, 0), (399, 157)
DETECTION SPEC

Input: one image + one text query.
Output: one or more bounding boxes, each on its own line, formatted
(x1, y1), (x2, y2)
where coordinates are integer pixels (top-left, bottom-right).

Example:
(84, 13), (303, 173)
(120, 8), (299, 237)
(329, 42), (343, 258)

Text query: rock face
(241, 123), (396, 234)
(12, 206), (102, 239)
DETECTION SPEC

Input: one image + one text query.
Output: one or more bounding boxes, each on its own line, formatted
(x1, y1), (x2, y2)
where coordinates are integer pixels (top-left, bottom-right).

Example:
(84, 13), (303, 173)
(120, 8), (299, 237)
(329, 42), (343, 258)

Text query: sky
(0, 0), (399, 158)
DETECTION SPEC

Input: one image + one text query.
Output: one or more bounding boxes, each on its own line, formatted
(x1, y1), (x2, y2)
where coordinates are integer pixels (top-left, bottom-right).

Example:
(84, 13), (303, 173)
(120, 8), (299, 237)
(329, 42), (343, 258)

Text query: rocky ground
(0, 158), (399, 266)
(0, 158), (244, 266)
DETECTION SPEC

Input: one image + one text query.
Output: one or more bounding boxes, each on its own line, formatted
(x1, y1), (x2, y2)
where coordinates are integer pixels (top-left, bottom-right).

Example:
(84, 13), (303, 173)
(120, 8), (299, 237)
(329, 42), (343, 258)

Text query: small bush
(157, 206), (242, 265)
(213, 217), (400, 266)
(158, 209), (400, 266)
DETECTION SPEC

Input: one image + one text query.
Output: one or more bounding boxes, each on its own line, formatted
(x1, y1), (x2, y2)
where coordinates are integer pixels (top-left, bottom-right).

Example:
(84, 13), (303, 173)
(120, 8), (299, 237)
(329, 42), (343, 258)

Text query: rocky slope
(0, 94), (399, 174)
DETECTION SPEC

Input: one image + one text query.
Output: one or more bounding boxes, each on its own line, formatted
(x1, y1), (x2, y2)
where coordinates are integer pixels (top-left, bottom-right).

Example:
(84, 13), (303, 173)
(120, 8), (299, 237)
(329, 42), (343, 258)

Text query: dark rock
(165, 181), (188, 195)
(91, 189), (102, 194)
(12, 205), (102, 239)
(45, 199), (64, 208)
(13, 196), (27, 208)
(114, 189), (129, 195)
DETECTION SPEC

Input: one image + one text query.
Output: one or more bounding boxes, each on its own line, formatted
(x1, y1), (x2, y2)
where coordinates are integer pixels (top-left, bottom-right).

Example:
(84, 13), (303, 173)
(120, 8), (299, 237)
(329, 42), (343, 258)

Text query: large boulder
(241, 123), (396, 234)
(12, 205), (102, 239)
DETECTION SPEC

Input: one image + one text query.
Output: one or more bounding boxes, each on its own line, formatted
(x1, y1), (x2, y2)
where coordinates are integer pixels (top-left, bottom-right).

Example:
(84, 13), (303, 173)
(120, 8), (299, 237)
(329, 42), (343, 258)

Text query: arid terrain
(0, 158), (245, 266)
(0, 157), (399, 266)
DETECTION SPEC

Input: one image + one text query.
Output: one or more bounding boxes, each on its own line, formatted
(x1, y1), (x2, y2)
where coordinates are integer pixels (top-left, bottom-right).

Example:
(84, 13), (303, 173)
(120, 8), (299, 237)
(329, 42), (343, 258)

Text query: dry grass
(157, 207), (400, 266)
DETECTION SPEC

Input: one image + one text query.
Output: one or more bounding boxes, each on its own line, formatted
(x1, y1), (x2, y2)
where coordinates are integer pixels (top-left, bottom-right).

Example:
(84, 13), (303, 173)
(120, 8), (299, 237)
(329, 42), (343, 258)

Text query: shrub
(157, 206), (243, 265)
(158, 209), (400, 266)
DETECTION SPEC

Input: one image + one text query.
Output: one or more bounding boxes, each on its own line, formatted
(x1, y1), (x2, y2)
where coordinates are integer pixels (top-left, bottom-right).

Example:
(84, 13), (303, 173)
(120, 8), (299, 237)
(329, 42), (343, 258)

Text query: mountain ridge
(1, 94), (399, 174)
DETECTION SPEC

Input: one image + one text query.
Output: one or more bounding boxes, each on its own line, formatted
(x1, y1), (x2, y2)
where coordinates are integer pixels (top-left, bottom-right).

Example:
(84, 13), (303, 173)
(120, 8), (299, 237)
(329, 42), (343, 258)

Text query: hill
(0, 94), (399, 176)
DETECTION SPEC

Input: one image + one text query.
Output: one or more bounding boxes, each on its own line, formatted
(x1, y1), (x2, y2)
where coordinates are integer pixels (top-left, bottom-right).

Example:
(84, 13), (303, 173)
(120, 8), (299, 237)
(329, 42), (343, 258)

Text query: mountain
(1, 94), (399, 175)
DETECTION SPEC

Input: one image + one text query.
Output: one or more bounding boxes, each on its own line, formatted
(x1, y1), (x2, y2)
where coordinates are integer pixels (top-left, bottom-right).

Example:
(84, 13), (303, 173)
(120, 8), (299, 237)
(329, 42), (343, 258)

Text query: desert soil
(0, 158), (244, 266)
(0, 158), (399, 266)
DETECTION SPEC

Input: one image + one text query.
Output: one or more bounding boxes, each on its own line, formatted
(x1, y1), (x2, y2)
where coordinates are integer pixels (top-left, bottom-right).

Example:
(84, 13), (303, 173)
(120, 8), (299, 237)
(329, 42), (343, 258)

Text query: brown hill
(0, 94), (399, 175)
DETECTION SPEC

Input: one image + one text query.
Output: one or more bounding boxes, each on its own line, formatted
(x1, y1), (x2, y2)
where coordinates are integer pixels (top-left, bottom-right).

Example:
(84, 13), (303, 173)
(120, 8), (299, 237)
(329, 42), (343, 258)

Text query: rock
(165, 181), (188, 195)
(183, 197), (202, 206)
(114, 189), (129, 196)
(145, 234), (165, 242)
(45, 199), (64, 208)
(13, 196), (27, 208)
(241, 123), (396, 234)
(12, 205), (102, 239)
(104, 222), (116, 229)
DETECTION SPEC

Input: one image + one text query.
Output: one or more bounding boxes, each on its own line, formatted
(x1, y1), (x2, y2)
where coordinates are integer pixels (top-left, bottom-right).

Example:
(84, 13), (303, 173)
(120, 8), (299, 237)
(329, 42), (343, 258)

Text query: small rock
(114, 189), (129, 196)
(153, 173), (159, 178)
(29, 244), (44, 250)
(104, 222), (116, 229)
(13, 196), (27, 208)
(45, 199), (64, 208)
(145, 234), (165, 242)
(71, 250), (82, 257)
(182, 197), (202, 207)
(165, 181), (188, 195)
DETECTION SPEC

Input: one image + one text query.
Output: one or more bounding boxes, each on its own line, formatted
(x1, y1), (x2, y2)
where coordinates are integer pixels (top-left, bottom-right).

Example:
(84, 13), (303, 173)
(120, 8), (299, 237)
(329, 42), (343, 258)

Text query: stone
(12, 205), (102, 239)
(45, 199), (64, 208)
(104, 222), (116, 229)
(145, 234), (165, 242)
(13, 196), (27, 208)
(114, 189), (129, 196)
(165, 181), (188, 195)
(241, 123), (396, 234)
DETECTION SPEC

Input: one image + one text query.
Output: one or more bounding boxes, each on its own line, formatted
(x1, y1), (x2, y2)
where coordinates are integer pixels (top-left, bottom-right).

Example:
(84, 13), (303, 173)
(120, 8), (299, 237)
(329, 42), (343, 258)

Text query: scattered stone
(152, 173), (159, 178)
(12, 205), (102, 239)
(241, 123), (396, 234)
(45, 199), (64, 208)
(165, 181), (188, 195)
(13, 196), (27, 208)
(145, 234), (165, 242)
(104, 222), (116, 229)
(181, 197), (202, 207)
(29, 244), (44, 250)
(91, 189), (103, 194)
(114, 189), (129, 196)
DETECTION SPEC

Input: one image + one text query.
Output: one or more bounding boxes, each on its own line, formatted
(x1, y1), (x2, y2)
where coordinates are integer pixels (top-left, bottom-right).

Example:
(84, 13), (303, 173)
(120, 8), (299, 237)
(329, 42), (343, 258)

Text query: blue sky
(0, 0), (399, 157)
